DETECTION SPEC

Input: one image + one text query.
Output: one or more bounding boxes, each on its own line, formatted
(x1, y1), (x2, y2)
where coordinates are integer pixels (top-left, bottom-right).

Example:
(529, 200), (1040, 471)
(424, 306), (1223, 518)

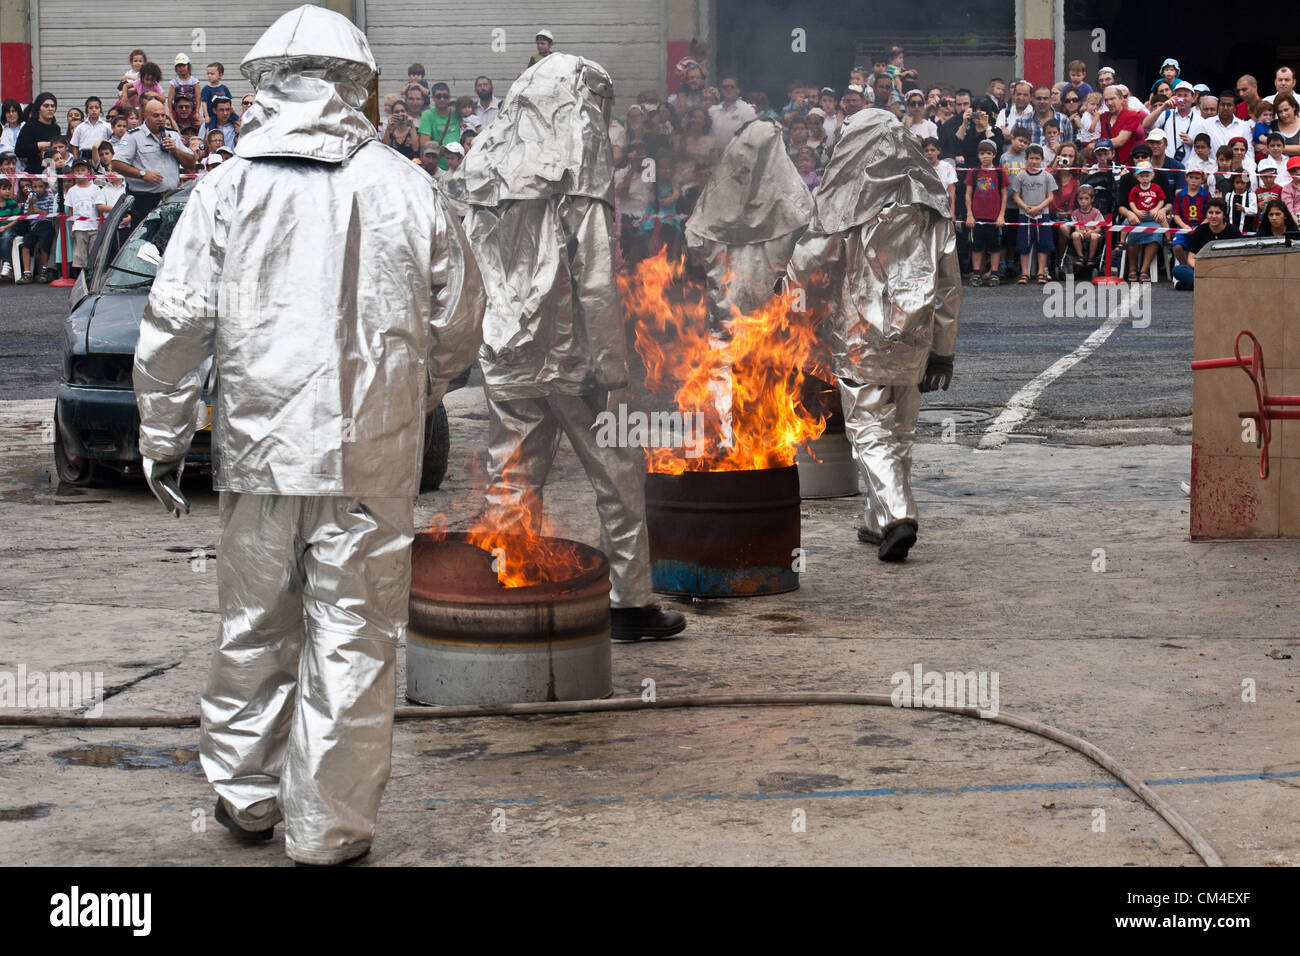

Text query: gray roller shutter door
(362, 0), (665, 108)
(34, 0), (322, 112)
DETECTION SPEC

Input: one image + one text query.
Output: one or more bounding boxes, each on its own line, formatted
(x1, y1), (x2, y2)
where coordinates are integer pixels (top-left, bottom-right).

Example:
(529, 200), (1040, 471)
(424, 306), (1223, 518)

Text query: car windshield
(103, 201), (185, 292)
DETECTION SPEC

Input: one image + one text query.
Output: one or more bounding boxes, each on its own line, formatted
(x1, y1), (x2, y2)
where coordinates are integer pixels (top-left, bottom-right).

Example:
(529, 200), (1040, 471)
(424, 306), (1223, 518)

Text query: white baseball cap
(1174, 80), (1195, 93)
(1258, 159), (1279, 173)
(443, 142), (465, 156)
(1145, 128), (1167, 142)
(175, 53), (191, 65)
(536, 29), (554, 41)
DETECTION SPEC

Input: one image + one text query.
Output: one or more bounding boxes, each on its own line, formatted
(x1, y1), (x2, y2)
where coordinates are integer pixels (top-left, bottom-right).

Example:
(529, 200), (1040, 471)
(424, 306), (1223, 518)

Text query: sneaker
(16, 271), (32, 284)
(610, 605), (686, 642)
(0, 262), (11, 280)
(986, 273), (1000, 287)
(969, 273), (983, 287)
(1173, 279), (1192, 291)
(40, 267), (59, 283)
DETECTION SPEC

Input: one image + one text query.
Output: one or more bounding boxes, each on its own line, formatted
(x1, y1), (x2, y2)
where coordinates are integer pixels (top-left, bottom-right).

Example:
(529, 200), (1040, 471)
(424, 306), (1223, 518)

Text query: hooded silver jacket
(133, 5), (485, 496)
(444, 53), (627, 399)
(685, 118), (812, 327)
(789, 109), (960, 385)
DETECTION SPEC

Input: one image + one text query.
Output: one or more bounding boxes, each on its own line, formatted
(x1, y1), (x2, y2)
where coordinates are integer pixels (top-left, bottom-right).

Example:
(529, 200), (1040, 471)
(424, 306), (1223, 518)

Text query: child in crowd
(1001, 126), (1030, 176)
(921, 137), (956, 213)
(168, 54), (198, 118)
(408, 64), (431, 97)
(120, 49), (145, 85)
(134, 61), (165, 102)
(1283, 158), (1300, 220)
(70, 97), (112, 160)
(1172, 167), (1211, 270)
(1252, 100), (1274, 161)
(1063, 60), (1093, 99)
(64, 159), (101, 280)
(1227, 173), (1257, 232)
(1077, 91), (1103, 153)
(1256, 161), (1283, 208)
(1185, 133), (1216, 177)
(1042, 119), (1063, 163)
(1010, 144), (1056, 283)
(0, 177), (21, 280)
(93, 141), (116, 182)
(199, 62), (231, 125)
(1069, 183), (1105, 274)
(109, 114), (129, 150)
(17, 175), (55, 283)
(794, 147), (821, 192)
(205, 129), (225, 157)
(1212, 145), (1236, 196)
(1264, 133), (1292, 187)
(964, 139), (1008, 285)
(1121, 160), (1167, 282)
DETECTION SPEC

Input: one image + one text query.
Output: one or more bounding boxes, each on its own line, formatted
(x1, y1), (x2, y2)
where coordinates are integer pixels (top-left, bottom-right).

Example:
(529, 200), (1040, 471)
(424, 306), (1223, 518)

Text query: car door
(68, 194), (135, 312)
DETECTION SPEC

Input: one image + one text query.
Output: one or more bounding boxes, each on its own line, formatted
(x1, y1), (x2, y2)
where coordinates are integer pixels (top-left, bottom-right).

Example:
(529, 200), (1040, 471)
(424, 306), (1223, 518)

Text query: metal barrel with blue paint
(645, 465), (801, 597)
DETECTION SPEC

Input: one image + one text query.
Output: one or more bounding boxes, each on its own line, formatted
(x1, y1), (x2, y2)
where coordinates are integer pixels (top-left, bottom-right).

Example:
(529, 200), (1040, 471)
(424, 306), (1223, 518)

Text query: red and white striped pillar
(0, 0), (33, 103)
(1017, 0), (1061, 89)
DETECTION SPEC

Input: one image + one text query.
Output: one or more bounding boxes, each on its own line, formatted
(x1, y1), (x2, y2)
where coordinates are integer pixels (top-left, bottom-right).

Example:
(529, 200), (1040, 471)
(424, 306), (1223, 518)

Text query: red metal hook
(1191, 330), (1300, 479)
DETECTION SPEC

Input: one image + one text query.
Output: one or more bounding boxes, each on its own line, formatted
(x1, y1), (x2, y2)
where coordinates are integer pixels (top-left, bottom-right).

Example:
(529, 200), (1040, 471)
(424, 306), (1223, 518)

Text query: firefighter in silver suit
(132, 5), (485, 863)
(788, 109), (961, 561)
(444, 53), (684, 641)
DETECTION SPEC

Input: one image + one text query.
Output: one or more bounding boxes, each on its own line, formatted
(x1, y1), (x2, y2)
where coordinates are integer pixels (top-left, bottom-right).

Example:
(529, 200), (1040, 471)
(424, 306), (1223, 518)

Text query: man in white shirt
(997, 81), (1033, 137)
(1204, 91), (1253, 154)
(708, 76), (757, 148)
(1263, 66), (1295, 105)
(472, 76), (500, 127)
(1143, 80), (1206, 164)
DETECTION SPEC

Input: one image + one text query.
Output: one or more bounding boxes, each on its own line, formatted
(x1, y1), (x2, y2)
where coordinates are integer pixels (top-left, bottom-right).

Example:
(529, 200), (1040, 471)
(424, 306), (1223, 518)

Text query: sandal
(1016, 275), (1028, 285)
(1037, 274), (1049, 284)
(1140, 273), (1151, 283)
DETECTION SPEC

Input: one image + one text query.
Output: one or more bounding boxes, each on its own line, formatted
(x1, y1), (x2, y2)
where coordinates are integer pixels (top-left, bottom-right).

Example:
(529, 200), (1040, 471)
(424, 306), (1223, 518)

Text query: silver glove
(143, 456), (189, 517)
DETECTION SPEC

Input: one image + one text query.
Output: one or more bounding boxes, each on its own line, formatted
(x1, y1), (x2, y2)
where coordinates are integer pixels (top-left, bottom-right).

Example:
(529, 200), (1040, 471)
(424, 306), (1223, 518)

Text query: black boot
(877, 522), (918, 562)
(610, 605), (686, 642)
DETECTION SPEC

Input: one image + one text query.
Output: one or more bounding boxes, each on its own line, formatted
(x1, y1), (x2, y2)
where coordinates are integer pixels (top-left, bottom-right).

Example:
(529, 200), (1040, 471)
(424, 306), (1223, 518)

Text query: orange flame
(427, 446), (590, 589)
(620, 249), (828, 474)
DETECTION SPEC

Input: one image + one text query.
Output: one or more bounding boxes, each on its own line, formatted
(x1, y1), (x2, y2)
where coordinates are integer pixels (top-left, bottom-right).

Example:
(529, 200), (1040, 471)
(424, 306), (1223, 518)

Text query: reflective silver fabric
(452, 54), (652, 605)
(839, 381), (920, 535)
(809, 109), (951, 234)
(788, 109), (961, 544)
(200, 492), (413, 865)
(462, 195), (627, 399)
(443, 53), (615, 206)
(791, 204), (959, 385)
(134, 5), (485, 863)
(687, 118), (812, 330)
(134, 10), (485, 496)
(485, 391), (654, 607)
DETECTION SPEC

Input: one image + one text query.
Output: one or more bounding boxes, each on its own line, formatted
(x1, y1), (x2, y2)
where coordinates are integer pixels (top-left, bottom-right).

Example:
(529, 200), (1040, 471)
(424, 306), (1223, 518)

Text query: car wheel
(53, 407), (101, 487)
(419, 401), (451, 493)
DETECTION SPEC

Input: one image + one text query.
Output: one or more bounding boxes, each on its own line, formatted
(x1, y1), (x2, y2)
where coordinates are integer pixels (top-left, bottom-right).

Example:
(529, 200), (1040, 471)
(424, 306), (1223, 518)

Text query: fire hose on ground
(0, 691), (1224, 867)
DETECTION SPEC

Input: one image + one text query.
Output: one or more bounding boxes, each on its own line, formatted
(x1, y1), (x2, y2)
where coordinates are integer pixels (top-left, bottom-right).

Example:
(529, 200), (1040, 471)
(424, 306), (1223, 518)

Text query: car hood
(84, 292), (151, 354)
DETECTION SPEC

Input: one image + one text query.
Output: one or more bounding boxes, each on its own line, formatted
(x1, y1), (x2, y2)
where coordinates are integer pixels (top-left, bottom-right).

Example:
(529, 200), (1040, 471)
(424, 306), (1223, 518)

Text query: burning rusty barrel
(645, 465), (801, 597)
(796, 375), (859, 499)
(406, 532), (612, 706)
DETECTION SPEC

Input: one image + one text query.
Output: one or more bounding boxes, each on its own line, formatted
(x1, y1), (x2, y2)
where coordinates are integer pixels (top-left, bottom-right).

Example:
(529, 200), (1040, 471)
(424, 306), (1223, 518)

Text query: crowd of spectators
(4, 31), (1299, 290)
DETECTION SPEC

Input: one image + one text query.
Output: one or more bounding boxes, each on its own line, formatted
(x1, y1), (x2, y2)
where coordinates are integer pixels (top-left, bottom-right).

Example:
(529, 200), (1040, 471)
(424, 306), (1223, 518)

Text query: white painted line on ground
(977, 304), (1130, 451)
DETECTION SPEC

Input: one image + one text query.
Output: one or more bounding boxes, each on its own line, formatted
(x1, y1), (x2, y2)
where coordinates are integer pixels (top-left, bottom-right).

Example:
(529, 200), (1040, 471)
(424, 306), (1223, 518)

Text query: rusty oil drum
(406, 532), (612, 706)
(645, 465), (801, 597)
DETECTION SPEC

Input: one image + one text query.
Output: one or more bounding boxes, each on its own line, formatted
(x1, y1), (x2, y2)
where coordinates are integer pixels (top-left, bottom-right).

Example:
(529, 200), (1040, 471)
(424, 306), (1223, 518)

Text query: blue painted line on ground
(383, 769), (1300, 808)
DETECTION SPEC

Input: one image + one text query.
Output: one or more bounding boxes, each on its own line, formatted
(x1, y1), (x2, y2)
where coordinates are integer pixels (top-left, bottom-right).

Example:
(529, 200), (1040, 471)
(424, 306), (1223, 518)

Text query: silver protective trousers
(838, 380), (921, 537)
(199, 492), (414, 864)
(484, 390), (654, 608)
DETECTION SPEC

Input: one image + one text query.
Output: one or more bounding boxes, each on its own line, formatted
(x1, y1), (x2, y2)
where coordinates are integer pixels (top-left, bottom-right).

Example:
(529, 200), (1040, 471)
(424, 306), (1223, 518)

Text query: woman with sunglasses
(1060, 90), (1085, 141)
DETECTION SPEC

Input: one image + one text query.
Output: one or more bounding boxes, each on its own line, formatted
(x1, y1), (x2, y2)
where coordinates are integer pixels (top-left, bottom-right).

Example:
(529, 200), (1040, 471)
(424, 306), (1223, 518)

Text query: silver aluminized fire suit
(132, 5), (485, 864)
(443, 53), (653, 608)
(685, 117), (813, 440)
(788, 109), (961, 546)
